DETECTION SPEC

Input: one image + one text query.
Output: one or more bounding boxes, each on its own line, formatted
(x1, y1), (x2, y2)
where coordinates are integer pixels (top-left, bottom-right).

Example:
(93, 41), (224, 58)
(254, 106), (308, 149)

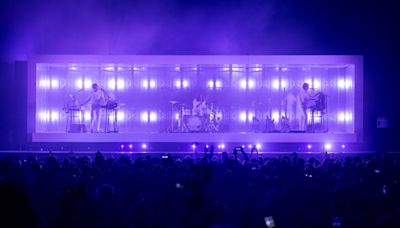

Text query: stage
(27, 55), (363, 152)
(32, 132), (357, 143)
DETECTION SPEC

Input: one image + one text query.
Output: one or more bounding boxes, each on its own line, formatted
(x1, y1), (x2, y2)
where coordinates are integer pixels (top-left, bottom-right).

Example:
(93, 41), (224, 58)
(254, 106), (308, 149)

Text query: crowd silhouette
(0, 150), (399, 228)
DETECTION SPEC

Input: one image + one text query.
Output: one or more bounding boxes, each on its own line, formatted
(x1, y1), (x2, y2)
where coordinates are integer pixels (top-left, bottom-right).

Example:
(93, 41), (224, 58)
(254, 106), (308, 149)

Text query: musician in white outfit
(297, 83), (311, 131)
(192, 94), (206, 116)
(81, 83), (105, 132)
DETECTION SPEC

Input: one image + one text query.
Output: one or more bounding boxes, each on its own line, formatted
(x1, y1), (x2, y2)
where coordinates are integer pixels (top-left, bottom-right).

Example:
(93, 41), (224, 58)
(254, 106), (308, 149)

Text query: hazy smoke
(1, 0), (320, 60)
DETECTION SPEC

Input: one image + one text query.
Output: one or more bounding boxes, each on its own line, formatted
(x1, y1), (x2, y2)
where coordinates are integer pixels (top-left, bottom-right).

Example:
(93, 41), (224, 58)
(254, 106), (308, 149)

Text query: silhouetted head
(302, 82), (309, 91)
(92, 83), (99, 91)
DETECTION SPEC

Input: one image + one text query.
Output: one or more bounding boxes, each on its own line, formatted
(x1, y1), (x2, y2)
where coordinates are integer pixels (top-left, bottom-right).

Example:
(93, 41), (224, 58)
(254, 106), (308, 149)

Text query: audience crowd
(0, 150), (400, 228)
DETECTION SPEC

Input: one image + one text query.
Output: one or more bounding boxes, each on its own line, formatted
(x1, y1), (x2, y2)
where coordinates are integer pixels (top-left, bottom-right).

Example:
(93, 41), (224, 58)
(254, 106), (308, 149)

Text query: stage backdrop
(28, 55), (363, 143)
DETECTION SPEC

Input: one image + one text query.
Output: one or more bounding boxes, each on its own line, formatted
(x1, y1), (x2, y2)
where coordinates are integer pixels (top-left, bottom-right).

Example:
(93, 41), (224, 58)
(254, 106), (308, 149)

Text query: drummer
(192, 93), (207, 116)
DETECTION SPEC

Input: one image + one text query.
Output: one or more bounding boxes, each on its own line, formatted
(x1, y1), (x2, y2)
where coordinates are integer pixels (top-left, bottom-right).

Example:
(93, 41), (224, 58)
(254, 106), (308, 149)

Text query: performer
(297, 83), (310, 131)
(192, 94), (206, 116)
(284, 90), (298, 127)
(81, 83), (105, 133)
(297, 82), (319, 131)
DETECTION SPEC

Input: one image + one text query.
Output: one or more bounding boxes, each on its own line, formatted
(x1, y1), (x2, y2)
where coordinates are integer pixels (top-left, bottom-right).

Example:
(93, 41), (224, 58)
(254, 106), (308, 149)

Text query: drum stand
(169, 103), (187, 133)
(179, 106), (188, 132)
(205, 110), (219, 132)
(65, 107), (86, 133)
(168, 101), (184, 133)
(309, 95), (328, 133)
(104, 107), (118, 133)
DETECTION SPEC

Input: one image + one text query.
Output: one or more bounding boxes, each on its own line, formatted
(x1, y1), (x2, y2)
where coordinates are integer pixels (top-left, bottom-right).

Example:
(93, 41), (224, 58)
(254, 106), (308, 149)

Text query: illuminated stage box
(28, 55), (363, 143)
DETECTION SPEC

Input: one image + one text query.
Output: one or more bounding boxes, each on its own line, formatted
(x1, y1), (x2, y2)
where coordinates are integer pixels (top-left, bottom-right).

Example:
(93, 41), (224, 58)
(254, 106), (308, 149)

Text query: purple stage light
(117, 79), (125, 90)
(281, 80), (287, 89)
(69, 65), (77, 71)
(175, 79), (190, 89)
(338, 79), (352, 89)
(129, 144), (133, 149)
(239, 79), (247, 89)
(307, 144), (312, 149)
(149, 112), (157, 122)
(39, 78), (50, 89)
(175, 80), (181, 88)
(324, 143), (332, 151)
(75, 79), (83, 89)
(207, 80), (214, 89)
(84, 79), (92, 89)
(341, 144), (346, 149)
(117, 112), (125, 122)
(191, 144), (196, 149)
(107, 79), (116, 90)
(38, 111), (49, 122)
(142, 143), (147, 149)
(84, 112), (90, 120)
(140, 111), (157, 123)
(256, 143), (261, 149)
(271, 111), (280, 122)
(313, 79), (321, 89)
(272, 80), (280, 89)
(51, 79), (59, 89)
(149, 80), (156, 89)
(141, 79), (157, 89)
(248, 79), (255, 89)
(239, 79), (255, 90)
(103, 66), (115, 71)
(141, 79), (149, 89)
(338, 112), (353, 123)
(273, 79), (288, 90)
(182, 80), (189, 88)
(140, 112), (148, 122)
(50, 111), (59, 122)
(120, 144), (124, 149)
(239, 112), (247, 122)
(248, 112), (255, 121)
(215, 80), (222, 88)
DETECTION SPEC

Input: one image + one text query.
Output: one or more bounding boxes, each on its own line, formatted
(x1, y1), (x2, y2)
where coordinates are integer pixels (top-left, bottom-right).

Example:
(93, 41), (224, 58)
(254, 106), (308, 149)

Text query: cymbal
(179, 103), (189, 108)
(168, 100), (179, 104)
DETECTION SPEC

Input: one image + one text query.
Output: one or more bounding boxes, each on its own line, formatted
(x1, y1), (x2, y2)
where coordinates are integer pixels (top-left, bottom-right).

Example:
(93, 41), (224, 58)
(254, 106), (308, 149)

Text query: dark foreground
(0, 151), (399, 228)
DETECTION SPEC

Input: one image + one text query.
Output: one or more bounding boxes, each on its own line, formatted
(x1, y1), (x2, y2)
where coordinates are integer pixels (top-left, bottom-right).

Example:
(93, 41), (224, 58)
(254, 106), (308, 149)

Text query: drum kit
(168, 100), (222, 133)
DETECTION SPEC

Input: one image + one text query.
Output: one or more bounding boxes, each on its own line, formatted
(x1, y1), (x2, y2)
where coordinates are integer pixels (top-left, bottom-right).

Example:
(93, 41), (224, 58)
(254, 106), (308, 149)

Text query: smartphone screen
(264, 216), (275, 228)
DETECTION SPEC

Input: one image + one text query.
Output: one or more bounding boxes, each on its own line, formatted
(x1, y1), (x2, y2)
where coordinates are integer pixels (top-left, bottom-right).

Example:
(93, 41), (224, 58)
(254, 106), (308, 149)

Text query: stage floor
(32, 132), (357, 143)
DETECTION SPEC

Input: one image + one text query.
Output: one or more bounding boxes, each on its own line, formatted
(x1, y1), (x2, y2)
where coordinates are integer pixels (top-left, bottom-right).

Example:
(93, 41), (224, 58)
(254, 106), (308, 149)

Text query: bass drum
(185, 116), (202, 132)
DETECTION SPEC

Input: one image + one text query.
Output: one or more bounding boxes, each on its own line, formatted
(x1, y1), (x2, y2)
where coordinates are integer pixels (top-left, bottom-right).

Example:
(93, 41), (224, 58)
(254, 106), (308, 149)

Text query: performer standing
(81, 83), (105, 133)
(296, 82), (319, 131)
(297, 83), (311, 131)
(192, 94), (206, 116)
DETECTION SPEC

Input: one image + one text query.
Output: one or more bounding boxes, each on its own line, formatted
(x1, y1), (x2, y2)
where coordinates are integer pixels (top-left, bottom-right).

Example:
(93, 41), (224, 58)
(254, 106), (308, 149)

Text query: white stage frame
(28, 55), (363, 143)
